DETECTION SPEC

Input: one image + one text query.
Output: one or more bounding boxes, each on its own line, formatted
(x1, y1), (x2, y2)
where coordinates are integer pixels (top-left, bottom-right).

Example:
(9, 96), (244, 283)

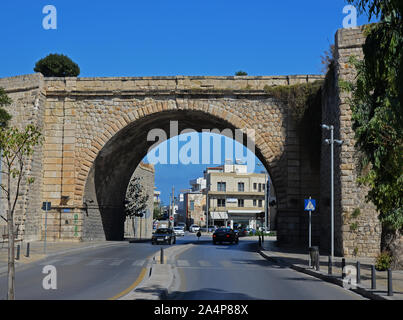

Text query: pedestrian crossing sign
(304, 199), (316, 211)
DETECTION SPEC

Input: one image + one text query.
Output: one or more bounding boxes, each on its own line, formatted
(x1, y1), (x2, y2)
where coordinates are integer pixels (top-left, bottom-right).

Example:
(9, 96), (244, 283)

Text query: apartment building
(206, 164), (268, 230)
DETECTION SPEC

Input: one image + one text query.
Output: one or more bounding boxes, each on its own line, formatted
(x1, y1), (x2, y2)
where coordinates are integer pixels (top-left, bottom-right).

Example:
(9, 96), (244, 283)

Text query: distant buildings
(206, 164), (267, 229)
(180, 162), (276, 230)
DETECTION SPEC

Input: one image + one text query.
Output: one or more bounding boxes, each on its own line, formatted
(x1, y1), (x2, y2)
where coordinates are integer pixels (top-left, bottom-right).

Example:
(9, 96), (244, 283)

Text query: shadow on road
(166, 288), (257, 300)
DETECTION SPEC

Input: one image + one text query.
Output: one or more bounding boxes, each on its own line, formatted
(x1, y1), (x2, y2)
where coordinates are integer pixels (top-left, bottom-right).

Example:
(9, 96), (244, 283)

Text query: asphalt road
(0, 233), (365, 300)
(168, 235), (364, 300)
(0, 242), (160, 300)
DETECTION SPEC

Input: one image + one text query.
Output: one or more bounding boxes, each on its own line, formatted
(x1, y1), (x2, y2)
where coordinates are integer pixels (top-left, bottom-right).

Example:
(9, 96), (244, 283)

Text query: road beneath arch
(168, 236), (363, 300)
(0, 235), (363, 300)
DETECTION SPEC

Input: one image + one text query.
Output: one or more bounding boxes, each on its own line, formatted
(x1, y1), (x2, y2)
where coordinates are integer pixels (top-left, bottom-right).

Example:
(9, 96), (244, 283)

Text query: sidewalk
(256, 236), (403, 300)
(0, 240), (122, 274)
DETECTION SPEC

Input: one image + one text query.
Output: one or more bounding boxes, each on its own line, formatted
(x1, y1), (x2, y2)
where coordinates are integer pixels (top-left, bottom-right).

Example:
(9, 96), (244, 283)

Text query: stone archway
(81, 107), (286, 240)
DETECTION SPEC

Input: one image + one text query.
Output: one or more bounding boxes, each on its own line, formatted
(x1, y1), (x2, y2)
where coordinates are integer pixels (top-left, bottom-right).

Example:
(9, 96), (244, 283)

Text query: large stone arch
(0, 27), (385, 257)
(79, 99), (289, 240)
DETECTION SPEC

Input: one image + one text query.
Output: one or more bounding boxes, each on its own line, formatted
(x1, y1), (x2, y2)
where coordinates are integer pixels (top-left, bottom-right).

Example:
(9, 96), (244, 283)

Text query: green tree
(0, 88), (12, 127)
(34, 53), (80, 77)
(124, 177), (149, 218)
(345, 0), (403, 267)
(0, 124), (42, 299)
(235, 71), (248, 76)
(153, 203), (163, 220)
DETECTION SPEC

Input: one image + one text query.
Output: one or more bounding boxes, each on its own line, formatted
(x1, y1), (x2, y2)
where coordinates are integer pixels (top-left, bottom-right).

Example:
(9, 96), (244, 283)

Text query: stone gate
(0, 27), (381, 257)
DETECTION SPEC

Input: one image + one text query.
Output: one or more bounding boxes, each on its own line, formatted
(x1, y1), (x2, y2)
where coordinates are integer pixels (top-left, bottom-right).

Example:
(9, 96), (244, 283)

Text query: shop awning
(227, 210), (263, 214)
(210, 212), (228, 220)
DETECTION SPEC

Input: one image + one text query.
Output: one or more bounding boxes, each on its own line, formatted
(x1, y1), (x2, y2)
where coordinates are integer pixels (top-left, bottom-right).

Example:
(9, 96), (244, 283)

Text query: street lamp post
(257, 164), (269, 231)
(205, 182), (210, 233)
(321, 124), (343, 261)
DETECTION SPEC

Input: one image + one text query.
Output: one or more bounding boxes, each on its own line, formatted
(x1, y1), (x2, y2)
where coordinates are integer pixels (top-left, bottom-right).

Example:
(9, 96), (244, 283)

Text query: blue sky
(1, 0), (371, 78)
(0, 0), (373, 204)
(144, 132), (265, 205)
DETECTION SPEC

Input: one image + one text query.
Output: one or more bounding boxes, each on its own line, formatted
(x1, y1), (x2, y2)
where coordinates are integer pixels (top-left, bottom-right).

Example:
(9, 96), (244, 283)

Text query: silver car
(173, 226), (185, 237)
(189, 224), (200, 233)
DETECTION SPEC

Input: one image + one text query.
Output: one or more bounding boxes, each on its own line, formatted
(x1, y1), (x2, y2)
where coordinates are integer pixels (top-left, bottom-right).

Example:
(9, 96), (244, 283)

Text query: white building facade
(205, 164), (268, 230)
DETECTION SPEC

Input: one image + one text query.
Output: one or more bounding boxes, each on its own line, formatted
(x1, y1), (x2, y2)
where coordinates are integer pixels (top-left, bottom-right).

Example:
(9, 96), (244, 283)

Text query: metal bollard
(371, 265), (376, 290)
(16, 244), (20, 260)
(315, 250), (320, 271)
(388, 269), (393, 296)
(342, 258), (346, 279)
(25, 242), (30, 258)
(160, 247), (164, 264)
(328, 256), (332, 275)
(356, 261), (361, 284)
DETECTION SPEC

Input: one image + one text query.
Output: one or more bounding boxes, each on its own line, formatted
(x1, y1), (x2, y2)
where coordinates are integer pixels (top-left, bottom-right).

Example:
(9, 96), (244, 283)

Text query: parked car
(212, 228), (239, 245)
(177, 222), (186, 230)
(208, 226), (218, 232)
(236, 228), (248, 237)
(189, 224), (200, 233)
(173, 226), (185, 237)
(151, 228), (176, 245)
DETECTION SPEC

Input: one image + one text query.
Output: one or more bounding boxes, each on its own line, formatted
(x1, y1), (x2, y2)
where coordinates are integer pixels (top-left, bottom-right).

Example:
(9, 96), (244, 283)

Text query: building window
(263, 184), (266, 191)
(217, 182), (226, 192)
(258, 184), (262, 192)
(253, 199), (257, 207)
(253, 183), (257, 190)
(238, 182), (244, 192)
(190, 200), (195, 211)
(217, 199), (226, 207)
(238, 199), (244, 207)
(258, 199), (263, 207)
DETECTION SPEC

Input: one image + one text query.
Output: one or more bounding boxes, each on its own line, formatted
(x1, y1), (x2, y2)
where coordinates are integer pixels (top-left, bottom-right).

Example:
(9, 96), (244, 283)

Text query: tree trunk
(7, 208), (15, 300)
(381, 224), (403, 270)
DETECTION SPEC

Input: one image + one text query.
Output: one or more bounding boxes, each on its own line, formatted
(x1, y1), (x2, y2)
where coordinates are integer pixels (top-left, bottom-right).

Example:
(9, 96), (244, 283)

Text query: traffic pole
(330, 126), (334, 261)
(44, 201), (48, 254)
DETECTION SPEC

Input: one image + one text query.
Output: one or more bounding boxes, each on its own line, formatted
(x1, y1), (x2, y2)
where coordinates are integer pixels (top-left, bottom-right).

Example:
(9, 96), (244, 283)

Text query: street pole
(265, 173), (269, 231)
(206, 183), (209, 233)
(322, 124), (343, 262)
(330, 127), (334, 261)
(171, 186), (175, 228)
(309, 197), (312, 249)
(44, 201), (48, 254)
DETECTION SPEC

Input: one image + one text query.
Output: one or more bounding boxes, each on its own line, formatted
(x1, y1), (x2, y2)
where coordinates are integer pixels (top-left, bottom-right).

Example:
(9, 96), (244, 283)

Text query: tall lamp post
(205, 182), (210, 233)
(257, 163), (269, 231)
(321, 124), (343, 262)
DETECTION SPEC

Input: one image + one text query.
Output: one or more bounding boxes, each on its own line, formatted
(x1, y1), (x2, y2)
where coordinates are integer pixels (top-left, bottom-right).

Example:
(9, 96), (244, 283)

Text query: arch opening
(82, 109), (284, 241)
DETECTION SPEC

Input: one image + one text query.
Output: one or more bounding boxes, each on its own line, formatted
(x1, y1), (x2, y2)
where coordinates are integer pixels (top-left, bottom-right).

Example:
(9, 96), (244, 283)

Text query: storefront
(227, 210), (264, 230)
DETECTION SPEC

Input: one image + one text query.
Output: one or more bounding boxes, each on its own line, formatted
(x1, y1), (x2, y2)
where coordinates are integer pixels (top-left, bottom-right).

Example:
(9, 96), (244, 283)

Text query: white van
(189, 224), (200, 233)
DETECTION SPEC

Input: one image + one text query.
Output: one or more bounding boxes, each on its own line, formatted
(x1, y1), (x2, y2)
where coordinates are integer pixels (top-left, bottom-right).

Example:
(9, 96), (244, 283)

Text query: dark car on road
(212, 228), (239, 245)
(151, 228), (176, 245)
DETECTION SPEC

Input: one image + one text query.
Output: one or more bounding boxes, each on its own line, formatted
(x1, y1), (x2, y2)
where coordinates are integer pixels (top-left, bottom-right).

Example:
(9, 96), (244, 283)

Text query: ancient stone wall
(0, 29), (387, 258)
(320, 27), (382, 257)
(0, 74), (45, 241)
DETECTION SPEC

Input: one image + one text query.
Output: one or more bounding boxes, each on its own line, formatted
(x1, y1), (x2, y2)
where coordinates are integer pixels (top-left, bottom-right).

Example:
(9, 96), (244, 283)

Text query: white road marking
(199, 260), (212, 267)
(110, 259), (125, 266)
(60, 258), (82, 266)
(177, 260), (190, 267)
(40, 259), (61, 265)
(132, 259), (146, 267)
(219, 260), (233, 268)
(86, 259), (104, 266)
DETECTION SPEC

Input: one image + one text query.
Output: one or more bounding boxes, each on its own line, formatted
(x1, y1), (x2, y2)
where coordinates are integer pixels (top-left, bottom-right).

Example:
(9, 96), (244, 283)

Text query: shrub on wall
(34, 54), (80, 77)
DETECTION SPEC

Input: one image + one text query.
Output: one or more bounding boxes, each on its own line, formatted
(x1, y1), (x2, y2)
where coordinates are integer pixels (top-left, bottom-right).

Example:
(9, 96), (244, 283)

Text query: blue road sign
(304, 199), (316, 211)
(42, 202), (51, 211)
